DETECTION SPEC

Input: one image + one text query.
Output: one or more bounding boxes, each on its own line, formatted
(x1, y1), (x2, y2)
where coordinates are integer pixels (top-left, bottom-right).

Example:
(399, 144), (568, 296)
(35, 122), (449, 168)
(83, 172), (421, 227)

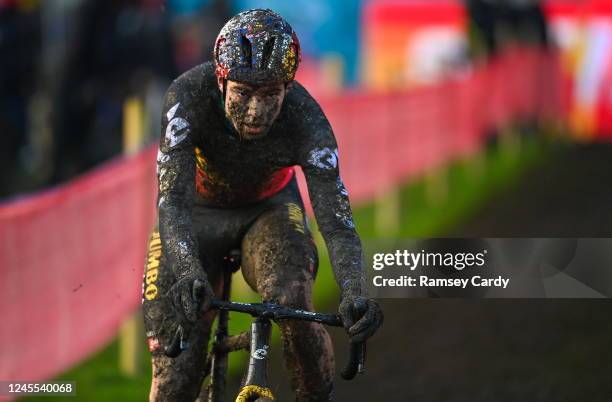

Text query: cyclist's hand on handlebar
(339, 295), (384, 344)
(169, 271), (215, 323)
(164, 272), (214, 357)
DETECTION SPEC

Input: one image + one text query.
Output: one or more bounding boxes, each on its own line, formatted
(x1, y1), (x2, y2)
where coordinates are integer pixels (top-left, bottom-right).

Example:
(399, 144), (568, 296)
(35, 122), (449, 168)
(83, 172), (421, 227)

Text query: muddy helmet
(214, 9), (301, 85)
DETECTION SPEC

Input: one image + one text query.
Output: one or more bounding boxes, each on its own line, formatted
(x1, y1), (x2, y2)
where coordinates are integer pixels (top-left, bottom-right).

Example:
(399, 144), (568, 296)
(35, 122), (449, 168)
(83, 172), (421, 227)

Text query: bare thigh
(240, 201), (318, 306)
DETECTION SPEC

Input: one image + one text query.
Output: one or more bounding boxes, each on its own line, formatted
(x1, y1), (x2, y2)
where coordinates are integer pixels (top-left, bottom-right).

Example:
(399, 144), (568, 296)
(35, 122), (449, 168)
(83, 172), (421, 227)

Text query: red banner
(0, 148), (157, 385)
(312, 48), (567, 203)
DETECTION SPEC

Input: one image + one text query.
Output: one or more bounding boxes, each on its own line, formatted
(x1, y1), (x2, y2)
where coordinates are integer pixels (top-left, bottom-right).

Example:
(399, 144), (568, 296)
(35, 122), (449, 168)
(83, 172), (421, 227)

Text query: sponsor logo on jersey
(287, 202), (305, 234)
(307, 147), (338, 170)
(165, 103), (190, 147)
(143, 231), (162, 301)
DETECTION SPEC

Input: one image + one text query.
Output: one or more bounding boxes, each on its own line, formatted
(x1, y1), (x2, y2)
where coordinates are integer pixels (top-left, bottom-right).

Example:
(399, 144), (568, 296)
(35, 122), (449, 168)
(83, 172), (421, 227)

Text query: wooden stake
(119, 97), (145, 376)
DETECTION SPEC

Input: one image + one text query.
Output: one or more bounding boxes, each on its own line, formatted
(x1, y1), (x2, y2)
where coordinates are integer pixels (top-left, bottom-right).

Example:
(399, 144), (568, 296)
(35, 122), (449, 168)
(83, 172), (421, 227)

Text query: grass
(22, 132), (549, 401)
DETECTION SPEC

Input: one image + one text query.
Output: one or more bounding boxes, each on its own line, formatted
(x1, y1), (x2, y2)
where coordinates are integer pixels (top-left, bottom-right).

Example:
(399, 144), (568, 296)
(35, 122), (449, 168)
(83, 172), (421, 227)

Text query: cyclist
(142, 9), (383, 402)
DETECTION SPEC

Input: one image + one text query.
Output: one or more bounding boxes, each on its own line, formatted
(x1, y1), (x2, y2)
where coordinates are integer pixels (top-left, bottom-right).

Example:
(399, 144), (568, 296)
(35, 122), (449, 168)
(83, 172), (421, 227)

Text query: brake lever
(164, 325), (189, 358)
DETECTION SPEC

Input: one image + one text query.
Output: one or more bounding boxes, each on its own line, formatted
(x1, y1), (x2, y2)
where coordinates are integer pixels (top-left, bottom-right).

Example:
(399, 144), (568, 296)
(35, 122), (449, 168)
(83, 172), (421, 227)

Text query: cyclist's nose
(246, 96), (265, 118)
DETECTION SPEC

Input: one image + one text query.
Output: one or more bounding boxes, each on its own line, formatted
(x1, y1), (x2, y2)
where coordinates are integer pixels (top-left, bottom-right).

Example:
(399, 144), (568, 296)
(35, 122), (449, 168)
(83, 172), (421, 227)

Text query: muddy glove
(165, 270), (214, 357)
(339, 289), (384, 344)
(170, 271), (214, 323)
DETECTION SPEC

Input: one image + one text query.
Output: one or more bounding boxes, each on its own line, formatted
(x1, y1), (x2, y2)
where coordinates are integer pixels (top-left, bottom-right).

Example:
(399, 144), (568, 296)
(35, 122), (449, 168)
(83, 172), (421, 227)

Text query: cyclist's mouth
(244, 124), (264, 135)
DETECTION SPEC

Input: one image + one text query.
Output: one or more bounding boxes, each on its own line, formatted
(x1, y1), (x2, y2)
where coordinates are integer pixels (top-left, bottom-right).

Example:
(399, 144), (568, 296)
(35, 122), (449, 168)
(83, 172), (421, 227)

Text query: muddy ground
(230, 142), (612, 402)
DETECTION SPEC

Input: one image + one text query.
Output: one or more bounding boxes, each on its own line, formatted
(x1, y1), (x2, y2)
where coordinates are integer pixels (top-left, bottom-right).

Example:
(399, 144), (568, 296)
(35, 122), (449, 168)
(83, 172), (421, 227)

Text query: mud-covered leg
(142, 229), (222, 402)
(241, 203), (335, 402)
(148, 312), (216, 402)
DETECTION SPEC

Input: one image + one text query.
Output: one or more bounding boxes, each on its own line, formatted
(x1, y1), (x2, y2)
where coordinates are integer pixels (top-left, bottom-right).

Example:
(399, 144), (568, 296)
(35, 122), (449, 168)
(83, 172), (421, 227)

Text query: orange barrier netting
(0, 48), (567, 383)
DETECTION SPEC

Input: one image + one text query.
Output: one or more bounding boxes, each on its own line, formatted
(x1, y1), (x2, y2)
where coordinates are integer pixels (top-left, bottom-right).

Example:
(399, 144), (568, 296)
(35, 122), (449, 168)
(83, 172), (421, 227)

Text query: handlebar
(210, 299), (366, 380)
(210, 299), (342, 325)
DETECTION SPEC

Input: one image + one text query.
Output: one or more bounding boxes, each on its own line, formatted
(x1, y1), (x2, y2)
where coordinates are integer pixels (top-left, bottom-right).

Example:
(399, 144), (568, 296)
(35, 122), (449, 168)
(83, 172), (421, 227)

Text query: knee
(262, 278), (311, 309)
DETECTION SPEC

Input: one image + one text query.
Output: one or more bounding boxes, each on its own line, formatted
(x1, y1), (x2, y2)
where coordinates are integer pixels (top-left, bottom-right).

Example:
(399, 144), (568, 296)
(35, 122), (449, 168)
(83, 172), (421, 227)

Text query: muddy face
(219, 79), (286, 139)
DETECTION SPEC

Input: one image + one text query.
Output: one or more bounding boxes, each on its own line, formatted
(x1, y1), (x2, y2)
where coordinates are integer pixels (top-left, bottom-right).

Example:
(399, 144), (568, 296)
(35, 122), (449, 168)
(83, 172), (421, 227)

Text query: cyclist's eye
(233, 89), (249, 97)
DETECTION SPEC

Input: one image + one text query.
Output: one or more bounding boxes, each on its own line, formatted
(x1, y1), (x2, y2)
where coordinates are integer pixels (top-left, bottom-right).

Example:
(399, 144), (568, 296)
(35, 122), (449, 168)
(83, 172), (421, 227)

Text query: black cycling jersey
(156, 61), (364, 297)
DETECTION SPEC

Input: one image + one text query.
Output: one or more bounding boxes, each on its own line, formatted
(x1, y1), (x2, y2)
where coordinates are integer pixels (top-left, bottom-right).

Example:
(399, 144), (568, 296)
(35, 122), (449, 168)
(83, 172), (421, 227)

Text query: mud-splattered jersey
(157, 61), (364, 295)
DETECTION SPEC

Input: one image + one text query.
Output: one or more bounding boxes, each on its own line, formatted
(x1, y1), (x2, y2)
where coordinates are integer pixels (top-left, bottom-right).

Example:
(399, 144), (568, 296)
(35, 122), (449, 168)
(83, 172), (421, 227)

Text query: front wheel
(235, 385), (275, 402)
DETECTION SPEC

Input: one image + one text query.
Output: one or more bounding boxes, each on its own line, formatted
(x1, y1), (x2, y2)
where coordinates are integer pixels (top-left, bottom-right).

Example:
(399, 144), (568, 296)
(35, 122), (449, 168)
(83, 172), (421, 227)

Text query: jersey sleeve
(156, 79), (204, 280)
(294, 87), (366, 297)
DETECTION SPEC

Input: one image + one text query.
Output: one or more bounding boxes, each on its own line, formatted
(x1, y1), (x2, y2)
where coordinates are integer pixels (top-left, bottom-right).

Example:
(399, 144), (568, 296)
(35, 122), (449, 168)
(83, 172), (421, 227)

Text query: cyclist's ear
(217, 77), (228, 106)
(217, 76), (224, 93)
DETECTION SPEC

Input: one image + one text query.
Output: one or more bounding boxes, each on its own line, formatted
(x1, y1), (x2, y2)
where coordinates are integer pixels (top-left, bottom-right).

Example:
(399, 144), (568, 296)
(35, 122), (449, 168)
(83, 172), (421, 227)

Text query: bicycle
(165, 250), (367, 402)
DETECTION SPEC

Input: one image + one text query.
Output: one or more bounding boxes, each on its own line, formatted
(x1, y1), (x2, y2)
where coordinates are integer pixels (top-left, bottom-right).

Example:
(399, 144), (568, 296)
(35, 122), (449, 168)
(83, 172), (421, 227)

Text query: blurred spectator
(465, 0), (551, 146)
(44, 0), (228, 186)
(0, 0), (42, 196)
(50, 0), (175, 183)
(467, 0), (550, 59)
(167, 0), (229, 72)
